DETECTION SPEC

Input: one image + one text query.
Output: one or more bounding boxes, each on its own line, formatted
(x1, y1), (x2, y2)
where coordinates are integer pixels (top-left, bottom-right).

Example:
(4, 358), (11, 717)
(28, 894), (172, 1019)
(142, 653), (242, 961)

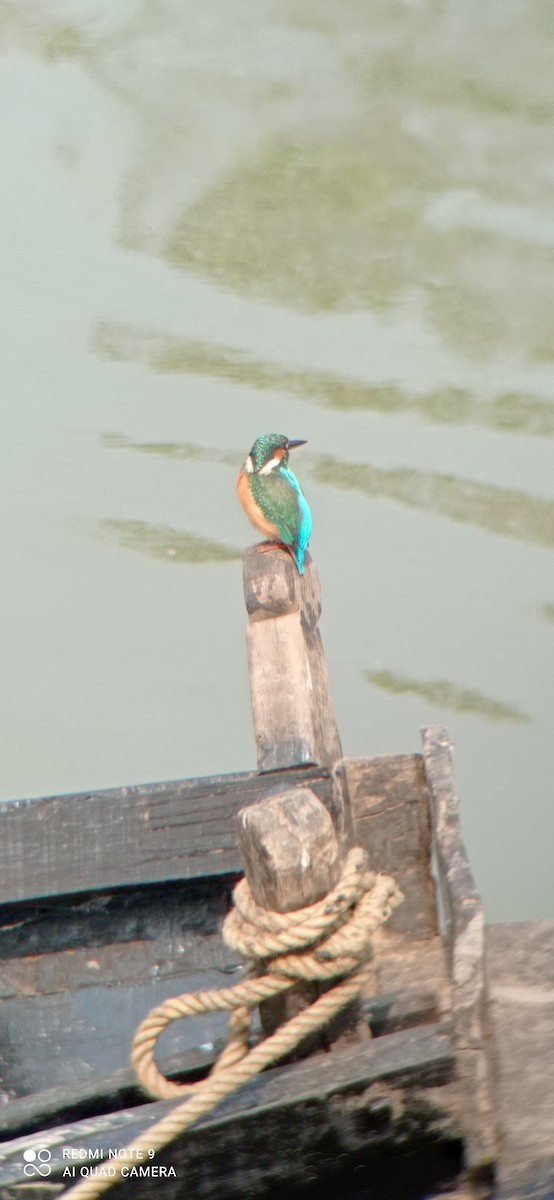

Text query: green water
(1, 1), (553, 921)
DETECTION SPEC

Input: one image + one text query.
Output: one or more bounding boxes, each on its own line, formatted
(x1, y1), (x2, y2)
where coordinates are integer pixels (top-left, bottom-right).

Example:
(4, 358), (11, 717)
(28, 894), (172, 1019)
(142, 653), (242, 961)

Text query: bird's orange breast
(237, 469), (280, 541)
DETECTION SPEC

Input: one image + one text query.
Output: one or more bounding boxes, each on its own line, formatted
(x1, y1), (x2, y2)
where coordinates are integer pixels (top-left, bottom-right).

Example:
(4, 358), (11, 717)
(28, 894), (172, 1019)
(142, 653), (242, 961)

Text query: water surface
(1, 0), (553, 920)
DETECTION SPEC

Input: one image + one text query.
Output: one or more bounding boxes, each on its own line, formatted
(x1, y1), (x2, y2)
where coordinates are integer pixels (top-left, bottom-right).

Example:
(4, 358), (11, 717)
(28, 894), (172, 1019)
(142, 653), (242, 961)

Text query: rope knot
(223, 848), (395, 983)
(64, 850), (402, 1200)
(131, 849), (402, 1101)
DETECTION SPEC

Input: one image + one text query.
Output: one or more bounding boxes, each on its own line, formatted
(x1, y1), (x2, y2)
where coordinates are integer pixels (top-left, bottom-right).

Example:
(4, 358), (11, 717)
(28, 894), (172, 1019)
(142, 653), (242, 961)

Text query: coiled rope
(65, 848), (403, 1199)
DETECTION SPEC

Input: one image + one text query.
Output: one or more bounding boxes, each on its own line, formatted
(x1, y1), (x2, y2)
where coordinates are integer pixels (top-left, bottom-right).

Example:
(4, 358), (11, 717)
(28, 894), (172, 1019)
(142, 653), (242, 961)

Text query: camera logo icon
(23, 1147), (52, 1177)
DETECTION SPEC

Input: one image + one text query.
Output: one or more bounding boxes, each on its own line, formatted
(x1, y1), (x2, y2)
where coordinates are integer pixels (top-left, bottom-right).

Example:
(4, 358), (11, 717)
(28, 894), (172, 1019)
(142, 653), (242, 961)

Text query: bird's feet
(255, 540), (287, 556)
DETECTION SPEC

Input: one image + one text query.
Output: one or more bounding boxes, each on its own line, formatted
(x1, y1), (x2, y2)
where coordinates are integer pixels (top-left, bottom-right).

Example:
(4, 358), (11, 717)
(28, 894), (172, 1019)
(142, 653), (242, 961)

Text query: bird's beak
(287, 439), (307, 450)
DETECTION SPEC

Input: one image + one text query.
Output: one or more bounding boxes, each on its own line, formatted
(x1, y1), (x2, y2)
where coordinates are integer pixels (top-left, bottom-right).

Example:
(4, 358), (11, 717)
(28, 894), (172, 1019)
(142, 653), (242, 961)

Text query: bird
(237, 433), (312, 574)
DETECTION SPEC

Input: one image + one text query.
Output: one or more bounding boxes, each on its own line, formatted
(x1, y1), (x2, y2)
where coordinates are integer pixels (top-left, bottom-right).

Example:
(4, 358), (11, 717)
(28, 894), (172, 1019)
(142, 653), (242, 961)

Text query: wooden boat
(0, 549), (496, 1198)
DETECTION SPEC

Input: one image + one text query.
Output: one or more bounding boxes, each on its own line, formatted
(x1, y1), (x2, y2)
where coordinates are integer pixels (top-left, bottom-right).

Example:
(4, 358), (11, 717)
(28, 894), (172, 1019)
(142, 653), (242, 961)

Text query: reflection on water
(99, 433), (554, 553)
(365, 669), (530, 725)
(100, 432), (237, 467)
(162, 128), (553, 361)
(89, 520), (241, 566)
(367, 52), (554, 126)
(94, 321), (554, 436)
(314, 457), (554, 550)
(2, 0), (554, 922)
(43, 25), (83, 61)
(165, 130), (438, 313)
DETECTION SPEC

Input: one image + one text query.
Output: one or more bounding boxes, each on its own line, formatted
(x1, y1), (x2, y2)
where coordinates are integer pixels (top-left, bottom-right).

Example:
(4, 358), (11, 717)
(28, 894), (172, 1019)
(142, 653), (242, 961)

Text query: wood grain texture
(0, 966), (234, 1104)
(486, 920), (554, 1200)
(422, 725), (497, 1176)
(0, 1026), (460, 1198)
(339, 753), (437, 941)
(237, 788), (341, 912)
(0, 878), (237, 1133)
(0, 766), (334, 905)
(0, 881), (238, 1106)
(370, 933), (451, 1021)
(243, 546), (342, 770)
(246, 612), (316, 768)
(242, 543), (310, 620)
(0, 927), (231, 1002)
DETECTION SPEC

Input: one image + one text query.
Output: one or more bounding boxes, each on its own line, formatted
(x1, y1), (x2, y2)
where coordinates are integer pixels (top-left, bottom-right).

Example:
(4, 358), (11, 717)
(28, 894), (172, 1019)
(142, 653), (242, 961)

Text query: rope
(64, 848), (403, 1199)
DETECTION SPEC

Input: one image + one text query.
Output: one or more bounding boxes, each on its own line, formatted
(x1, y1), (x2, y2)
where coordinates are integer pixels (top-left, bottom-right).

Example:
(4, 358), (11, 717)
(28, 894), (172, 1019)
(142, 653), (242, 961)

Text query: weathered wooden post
(423, 726), (497, 1178)
(237, 544), (370, 1050)
(242, 545), (342, 771)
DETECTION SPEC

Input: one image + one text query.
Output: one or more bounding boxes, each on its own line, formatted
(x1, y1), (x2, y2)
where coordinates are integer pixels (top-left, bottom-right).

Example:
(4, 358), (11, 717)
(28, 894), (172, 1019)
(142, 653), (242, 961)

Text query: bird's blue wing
(251, 466), (312, 571)
(279, 467), (312, 571)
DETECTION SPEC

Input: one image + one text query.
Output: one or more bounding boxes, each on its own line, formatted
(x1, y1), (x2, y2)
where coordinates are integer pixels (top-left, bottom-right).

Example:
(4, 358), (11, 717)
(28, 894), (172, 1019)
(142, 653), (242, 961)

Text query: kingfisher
(237, 433), (312, 574)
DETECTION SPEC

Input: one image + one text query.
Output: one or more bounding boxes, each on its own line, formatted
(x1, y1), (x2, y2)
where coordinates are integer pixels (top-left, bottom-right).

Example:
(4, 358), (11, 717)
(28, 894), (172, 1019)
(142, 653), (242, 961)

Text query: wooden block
(235, 786), (363, 1049)
(236, 788), (341, 912)
(339, 754), (437, 940)
(422, 726), (497, 1177)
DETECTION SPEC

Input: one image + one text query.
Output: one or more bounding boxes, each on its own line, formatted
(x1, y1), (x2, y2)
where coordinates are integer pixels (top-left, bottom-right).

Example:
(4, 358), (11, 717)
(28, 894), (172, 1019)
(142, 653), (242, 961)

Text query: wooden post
(422, 725), (497, 1179)
(236, 786), (369, 1051)
(243, 545), (342, 771)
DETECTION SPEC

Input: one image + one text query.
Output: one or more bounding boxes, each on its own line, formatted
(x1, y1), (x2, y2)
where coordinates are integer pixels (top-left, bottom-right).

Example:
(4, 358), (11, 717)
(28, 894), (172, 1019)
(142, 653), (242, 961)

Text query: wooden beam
(340, 754), (437, 941)
(0, 1026), (460, 1198)
(243, 546), (342, 770)
(422, 725), (497, 1178)
(0, 766), (334, 905)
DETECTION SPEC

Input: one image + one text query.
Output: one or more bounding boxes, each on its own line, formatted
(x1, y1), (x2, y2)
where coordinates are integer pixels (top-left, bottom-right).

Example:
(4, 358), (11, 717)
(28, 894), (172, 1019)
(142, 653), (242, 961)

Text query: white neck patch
(259, 455), (283, 475)
(244, 455), (254, 474)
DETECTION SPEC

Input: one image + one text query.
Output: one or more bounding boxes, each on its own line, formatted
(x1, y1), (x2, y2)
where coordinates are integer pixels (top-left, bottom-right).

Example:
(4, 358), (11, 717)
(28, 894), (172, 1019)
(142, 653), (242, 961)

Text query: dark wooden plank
(0, 937), (227, 1001)
(0, 967), (235, 1104)
(0, 1046), (220, 1142)
(0, 897), (234, 996)
(0, 1026), (460, 1198)
(0, 891), (440, 1132)
(0, 766), (333, 904)
(0, 986), (440, 1141)
(339, 754), (437, 940)
(422, 726), (497, 1177)
(0, 886), (240, 1105)
(0, 878), (233, 960)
